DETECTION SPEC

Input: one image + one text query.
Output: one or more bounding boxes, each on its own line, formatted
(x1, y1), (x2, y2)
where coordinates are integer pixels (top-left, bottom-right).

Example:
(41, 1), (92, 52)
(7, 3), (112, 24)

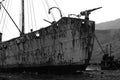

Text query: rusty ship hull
(0, 17), (95, 73)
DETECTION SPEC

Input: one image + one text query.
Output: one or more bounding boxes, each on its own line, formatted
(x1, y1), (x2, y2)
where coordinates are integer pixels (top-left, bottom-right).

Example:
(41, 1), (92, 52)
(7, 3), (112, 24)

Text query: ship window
(82, 21), (85, 24)
(57, 23), (59, 26)
(35, 32), (40, 37)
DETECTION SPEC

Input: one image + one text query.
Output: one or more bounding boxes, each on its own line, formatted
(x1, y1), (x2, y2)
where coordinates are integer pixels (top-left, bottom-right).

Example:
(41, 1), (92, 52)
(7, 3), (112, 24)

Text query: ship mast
(21, 0), (25, 35)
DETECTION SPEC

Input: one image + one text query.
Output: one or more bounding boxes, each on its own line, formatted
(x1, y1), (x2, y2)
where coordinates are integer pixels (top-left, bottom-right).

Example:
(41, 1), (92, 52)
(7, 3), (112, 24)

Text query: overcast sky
(0, 0), (120, 41)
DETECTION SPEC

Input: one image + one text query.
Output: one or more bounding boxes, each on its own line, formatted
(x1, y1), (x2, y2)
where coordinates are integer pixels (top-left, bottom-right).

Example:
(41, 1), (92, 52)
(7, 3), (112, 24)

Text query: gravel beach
(0, 70), (120, 80)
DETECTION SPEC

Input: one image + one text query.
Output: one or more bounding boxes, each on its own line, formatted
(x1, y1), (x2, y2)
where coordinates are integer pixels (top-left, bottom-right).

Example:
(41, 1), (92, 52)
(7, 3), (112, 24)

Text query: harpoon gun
(80, 7), (102, 19)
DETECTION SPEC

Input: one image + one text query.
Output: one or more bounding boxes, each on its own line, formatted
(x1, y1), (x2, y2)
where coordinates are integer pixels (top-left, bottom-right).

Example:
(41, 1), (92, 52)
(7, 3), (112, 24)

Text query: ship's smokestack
(0, 32), (2, 42)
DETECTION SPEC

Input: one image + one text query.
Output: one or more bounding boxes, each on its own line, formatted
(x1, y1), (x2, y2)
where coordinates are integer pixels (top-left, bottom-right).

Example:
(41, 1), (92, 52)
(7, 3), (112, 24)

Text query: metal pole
(0, 2), (22, 34)
(21, 0), (25, 35)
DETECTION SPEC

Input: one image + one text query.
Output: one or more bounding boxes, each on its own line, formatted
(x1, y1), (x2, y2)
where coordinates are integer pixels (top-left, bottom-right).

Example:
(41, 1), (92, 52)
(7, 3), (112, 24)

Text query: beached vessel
(0, 0), (100, 73)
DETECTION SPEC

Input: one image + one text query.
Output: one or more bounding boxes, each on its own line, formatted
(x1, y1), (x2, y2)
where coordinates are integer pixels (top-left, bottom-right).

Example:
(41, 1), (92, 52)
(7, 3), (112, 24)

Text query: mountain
(90, 19), (120, 63)
(96, 18), (120, 30)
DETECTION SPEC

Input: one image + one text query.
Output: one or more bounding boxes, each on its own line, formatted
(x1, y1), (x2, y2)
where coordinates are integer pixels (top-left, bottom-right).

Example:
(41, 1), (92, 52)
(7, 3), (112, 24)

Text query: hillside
(96, 18), (120, 30)
(90, 19), (120, 63)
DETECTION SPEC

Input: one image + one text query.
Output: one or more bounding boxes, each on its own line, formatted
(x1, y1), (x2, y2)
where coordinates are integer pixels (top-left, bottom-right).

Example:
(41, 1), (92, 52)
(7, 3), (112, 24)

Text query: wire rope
(1, 0), (11, 33)
(45, 0), (55, 21)
(2, 0), (16, 40)
(0, 0), (7, 31)
(28, 0), (33, 30)
(5, 23), (16, 36)
(53, 0), (65, 16)
(26, 0), (30, 32)
(31, 0), (37, 30)
(0, 0), (7, 23)
(41, 0), (50, 20)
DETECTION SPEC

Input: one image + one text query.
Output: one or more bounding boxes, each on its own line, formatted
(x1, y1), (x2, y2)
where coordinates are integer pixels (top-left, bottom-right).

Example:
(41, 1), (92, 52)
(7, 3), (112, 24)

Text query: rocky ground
(0, 70), (120, 80)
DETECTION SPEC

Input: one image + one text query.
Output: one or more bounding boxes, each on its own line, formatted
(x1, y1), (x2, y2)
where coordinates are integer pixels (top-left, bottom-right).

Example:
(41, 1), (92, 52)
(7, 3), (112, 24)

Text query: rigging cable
(41, 0), (50, 20)
(0, 0), (6, 23)
(5, 23), (16, 37)
(45, 0), (56, 21)
(0, 0), (7, 23)
(2, 0), (16, 39)
(28, 0), (34, 30)
(94, 34), (106, 54)
(0, 0), (7, 32)
(31, 0), (37, 30)
(2, 22), (16, 41)
(53, 0), (65, 16)
(1, 0), (11, 33)
(26, 0), (30, 32)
